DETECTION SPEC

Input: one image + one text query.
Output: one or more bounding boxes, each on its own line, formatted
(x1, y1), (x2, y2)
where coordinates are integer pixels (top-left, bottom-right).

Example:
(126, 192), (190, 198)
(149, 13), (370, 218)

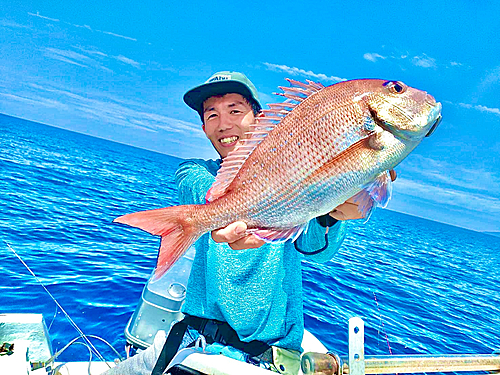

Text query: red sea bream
(115, 78), (442, 278)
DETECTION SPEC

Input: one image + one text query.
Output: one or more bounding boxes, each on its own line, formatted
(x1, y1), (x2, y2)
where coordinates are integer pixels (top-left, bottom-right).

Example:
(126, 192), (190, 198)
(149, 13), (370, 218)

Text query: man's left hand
(329, 197), (365, 221)
(329, 169), (397, 221)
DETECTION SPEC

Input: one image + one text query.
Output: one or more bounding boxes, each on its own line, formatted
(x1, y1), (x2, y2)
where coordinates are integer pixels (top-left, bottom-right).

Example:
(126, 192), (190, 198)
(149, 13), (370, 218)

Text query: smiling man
(165, 72), (357, 371)
(105, 72), (365, 375)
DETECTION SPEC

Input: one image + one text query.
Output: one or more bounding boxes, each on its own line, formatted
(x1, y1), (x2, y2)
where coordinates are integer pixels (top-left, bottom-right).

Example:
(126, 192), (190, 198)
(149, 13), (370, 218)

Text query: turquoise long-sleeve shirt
(175, 158), (347, 351)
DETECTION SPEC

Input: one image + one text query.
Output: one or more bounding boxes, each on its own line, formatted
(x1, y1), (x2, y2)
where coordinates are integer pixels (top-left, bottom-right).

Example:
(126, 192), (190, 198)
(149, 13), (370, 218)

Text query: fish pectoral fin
(368, 131), (386, 150)
(248, 224), (307, 243)
(353, 170), (393, 220)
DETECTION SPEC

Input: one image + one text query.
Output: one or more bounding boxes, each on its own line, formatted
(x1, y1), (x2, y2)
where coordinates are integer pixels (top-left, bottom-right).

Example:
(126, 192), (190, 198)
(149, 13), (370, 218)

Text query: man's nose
(218, 113), (234, 131)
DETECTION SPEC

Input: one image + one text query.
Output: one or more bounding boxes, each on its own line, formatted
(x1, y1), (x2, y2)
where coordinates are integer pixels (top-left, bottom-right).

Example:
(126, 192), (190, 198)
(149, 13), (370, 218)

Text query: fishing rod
(301, 317), (500, 375)
(4, 241), (111, 367)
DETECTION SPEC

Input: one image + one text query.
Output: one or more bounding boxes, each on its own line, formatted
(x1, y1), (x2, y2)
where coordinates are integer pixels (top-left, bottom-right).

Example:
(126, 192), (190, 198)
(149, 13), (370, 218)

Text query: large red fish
(115, 79), (442, 279)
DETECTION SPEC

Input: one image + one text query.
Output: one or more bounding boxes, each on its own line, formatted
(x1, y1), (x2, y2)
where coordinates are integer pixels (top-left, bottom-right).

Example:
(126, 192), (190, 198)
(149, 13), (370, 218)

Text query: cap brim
(183, 81), (260, 116)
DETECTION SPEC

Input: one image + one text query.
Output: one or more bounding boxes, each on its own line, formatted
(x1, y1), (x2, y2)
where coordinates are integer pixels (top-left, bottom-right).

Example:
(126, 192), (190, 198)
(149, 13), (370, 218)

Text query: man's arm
(175, 159), (218, 205)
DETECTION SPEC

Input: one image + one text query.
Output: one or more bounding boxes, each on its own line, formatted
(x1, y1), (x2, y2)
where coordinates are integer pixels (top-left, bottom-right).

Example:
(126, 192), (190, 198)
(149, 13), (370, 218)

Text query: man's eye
(231, 109), (242, 114)
(206, 113), (217, 120)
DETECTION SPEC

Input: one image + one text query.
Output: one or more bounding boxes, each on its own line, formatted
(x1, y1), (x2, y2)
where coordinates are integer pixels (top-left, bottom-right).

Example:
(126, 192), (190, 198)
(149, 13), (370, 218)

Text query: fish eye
(384, 81), (407, 94)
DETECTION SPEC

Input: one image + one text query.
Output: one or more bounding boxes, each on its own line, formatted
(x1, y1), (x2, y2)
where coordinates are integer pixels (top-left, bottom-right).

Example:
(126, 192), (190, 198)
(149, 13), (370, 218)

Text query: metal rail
(302, 353), (500, 374)
(301, 317), (500, 375)
(350, 354), (500, 374)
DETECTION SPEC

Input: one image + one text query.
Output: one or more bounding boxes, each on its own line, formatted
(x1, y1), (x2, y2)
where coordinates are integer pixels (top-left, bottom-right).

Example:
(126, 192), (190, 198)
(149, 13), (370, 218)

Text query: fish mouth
(424, 101), (442, 137)
(368, 100), (442, 140)
(425, 115), (442, 137)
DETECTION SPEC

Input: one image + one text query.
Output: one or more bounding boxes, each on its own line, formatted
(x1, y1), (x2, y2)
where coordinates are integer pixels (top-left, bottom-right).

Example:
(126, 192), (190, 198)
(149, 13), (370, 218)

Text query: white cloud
(72, 24), (92, 31)
(42, 47), (117, 72)
(1, 76), (205, 139)
(28, 11), (138, 43)
(45, 47), (92, 65)
(478, 65), (500, 88)
(17, 82), (205, 137)
(101, 31), (137, 41)
(0, 20), (32, 29)
(401, 154), (500, 194)
(28, 12), (60, 22)
(454, 102), (500, 116)
(412, 54), (437, 69)
(263, 63), (346, 82)
(470, 65), (500, 103)
(393, 154), (500, 229)
(0, 92), (69, 110)
(48, 55), (87, 68)
(475, 104), (500, 115)
(139, 113), (205, 135)
(363, 49), (461, 70)
(394, 178), (500, 213)
(73, 47), (107, 58)
(114, 55), (141, 69)
(363, 53), (387, 62)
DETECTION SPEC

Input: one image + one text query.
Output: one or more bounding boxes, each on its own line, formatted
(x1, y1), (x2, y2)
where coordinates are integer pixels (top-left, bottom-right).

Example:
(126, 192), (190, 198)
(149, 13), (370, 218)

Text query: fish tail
(114, 205), (202, 280)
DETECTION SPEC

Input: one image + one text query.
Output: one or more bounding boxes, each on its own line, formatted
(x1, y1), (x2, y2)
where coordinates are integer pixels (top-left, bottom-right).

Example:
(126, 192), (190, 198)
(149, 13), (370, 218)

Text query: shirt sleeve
(294, 219), (348, 263)
(175, 160), (217, 205)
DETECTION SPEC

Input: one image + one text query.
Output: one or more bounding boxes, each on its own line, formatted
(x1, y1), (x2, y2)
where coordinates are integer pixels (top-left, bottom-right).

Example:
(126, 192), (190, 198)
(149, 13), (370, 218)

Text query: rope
(373, 292), (394, 355)
(4, 241), (110, 366)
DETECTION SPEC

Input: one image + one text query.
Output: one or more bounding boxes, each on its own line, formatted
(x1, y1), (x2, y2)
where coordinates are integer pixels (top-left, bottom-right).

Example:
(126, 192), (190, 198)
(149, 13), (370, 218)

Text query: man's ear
(202, 123), (206, 132)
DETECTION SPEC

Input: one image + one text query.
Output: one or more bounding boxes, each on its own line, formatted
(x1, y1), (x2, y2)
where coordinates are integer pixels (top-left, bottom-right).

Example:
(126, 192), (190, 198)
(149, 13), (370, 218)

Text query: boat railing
(301, 317), (500, 375)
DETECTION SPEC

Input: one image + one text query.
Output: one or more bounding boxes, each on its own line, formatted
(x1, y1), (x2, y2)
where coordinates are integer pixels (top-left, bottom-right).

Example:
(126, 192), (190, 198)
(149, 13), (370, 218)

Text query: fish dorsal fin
(275, 78), (325, 102)
(352, 171), (393, 221)
(204, 116), (279, 202)
(205, 78), (324, 202)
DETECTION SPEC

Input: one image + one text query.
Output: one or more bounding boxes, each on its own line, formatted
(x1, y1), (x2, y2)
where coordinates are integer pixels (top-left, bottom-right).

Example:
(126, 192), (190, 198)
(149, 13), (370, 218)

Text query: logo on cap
(208, 74), (232, 82)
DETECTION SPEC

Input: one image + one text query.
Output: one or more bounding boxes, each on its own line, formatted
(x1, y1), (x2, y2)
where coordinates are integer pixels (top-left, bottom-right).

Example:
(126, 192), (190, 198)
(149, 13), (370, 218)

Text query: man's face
(202, 93), (256, 158)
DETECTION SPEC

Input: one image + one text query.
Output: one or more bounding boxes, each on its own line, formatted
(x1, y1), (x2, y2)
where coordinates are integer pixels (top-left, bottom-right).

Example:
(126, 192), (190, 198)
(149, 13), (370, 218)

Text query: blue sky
(1, 0), (499, 232)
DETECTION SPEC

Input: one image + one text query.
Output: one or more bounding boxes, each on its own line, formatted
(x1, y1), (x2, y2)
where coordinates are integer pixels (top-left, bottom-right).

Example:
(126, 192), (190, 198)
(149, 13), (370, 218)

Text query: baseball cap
(183, 71), (262, 119)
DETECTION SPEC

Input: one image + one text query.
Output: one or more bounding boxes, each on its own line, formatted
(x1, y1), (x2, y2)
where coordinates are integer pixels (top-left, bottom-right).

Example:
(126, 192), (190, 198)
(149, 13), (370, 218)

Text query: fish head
(362, 80), (442, 142)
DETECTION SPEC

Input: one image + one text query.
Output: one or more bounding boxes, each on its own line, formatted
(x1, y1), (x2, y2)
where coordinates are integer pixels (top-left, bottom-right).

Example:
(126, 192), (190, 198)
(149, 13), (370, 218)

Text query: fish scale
(115, 78), (442, 278)
(224, 92), (373, 227)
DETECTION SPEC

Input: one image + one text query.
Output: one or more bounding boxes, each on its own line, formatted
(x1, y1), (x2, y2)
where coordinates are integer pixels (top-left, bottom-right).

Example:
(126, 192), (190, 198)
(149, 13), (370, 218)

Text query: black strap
(316, 214), (338, 228)
(294, 230), (330, 255)
(151, 315), (271, 374)
(151, 319), (189, 375)
(294, 215), (338, 255)
(166, 364), (205, 375)
(184, 315), (270, 357)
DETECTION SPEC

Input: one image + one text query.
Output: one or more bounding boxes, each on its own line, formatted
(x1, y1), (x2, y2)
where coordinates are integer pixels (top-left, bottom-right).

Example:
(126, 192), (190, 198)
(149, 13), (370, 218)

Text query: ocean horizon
(1, 113), (499, 364)
(1, 112), (496, 237)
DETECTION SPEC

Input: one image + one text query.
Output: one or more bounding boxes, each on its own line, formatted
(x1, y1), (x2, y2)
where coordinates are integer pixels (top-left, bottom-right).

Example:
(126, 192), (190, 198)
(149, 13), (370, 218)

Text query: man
(106, 71), (370, 375)
(173, 72), (364, 371)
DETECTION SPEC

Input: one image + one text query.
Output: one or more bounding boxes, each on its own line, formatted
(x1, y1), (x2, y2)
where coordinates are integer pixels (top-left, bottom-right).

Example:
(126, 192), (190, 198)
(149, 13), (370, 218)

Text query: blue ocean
(1, 113), (499, 364)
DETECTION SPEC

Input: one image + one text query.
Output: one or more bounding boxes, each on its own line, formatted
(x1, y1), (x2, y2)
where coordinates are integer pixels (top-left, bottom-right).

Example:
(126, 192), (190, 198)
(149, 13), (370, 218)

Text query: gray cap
(183, 71), (262, 119)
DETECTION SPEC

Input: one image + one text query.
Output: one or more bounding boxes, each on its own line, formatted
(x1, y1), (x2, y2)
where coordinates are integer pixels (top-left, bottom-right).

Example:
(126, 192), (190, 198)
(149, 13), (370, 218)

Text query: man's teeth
(220, 136), (238, 144)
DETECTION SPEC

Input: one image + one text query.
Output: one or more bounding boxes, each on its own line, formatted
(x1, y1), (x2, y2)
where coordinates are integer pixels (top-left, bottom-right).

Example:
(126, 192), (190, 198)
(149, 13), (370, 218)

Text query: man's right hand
(211, 221), (265, 250)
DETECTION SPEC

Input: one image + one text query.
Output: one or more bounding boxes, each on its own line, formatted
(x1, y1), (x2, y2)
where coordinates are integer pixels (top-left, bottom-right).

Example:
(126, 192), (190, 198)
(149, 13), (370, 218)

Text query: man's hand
(329, 169), (397, 221)
(329, 197), (365, 221)
(211, 221), (265, 250)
